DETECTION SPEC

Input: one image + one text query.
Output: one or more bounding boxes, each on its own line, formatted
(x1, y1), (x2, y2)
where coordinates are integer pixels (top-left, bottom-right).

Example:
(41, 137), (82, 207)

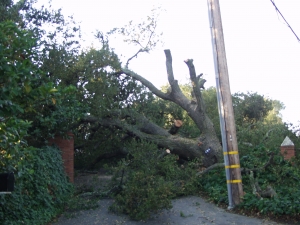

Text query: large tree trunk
(80, 110), (218, 167)
(77, 50), (223, 167)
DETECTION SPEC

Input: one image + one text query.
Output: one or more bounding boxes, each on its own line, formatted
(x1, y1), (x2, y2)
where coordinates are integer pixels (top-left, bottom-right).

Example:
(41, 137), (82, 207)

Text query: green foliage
(0, 21), (39, 173)
(199, 145), (300, 217)
(230, 91), (296, 153)
(233, 92), (273, 125)
(0, 0), (81, 54)
(0, 21), (85, 146)
(238, 146), (300, 216)
(0, 146), (73, 225)
(201, 87), (220, 138)
(109, 140), (200, 220)
(65, 196), (99, 217)
(0, 117), (32, 172)
(110, 170), (173, 220)
(240, 191), (300, 215)
(237, 122), (299, 155)
(74, 127), (125, 169)
(69, 45), (159, 168)
(0, 0), (25, 25)
(197, 167), (228, 204)
(144, 86), (289, 148)
(0, 21), (38, 115)
(0, 13), (83, 225)
(26, 83), (86, 143)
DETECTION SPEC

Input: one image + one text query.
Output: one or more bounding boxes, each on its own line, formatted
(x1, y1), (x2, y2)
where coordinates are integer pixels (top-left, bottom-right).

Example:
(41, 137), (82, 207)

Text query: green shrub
(0, 146), (73, 225)
(0, 20), (82, 225)
(110, 171), (174, 220)
(108, 140), (199, 220)
(199, 145), (300, 218)
(197, 167), (228, 204)
(237, 146), (300, 216)
(240, 191), (300, 215)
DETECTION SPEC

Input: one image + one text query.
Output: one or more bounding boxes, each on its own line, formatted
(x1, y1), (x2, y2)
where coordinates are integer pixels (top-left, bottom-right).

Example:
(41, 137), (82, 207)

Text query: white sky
(41, 0), (300, 125)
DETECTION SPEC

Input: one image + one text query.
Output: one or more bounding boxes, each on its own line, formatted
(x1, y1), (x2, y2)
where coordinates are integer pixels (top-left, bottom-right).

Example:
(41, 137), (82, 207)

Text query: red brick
(48, 132), (74, 183)
(280, 146), (295, 160)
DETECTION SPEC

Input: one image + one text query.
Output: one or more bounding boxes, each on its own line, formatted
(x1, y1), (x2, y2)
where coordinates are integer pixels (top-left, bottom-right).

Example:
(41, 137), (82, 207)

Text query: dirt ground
(51, 171), (290, 225)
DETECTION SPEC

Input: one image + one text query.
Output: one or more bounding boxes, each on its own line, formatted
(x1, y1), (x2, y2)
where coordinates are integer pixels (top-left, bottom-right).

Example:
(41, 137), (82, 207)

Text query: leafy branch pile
(108, 140), (200, 220)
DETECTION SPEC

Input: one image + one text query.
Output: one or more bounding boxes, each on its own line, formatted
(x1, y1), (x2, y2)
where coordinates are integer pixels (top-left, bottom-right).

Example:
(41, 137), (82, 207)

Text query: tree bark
(114, 50), (222, 163)
(80, 111), (217, 167)
(249, 171), (277, 198)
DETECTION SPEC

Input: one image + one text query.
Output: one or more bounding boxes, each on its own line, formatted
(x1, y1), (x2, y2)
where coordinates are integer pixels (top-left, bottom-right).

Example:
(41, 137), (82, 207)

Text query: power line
(269, 0), (300, 42)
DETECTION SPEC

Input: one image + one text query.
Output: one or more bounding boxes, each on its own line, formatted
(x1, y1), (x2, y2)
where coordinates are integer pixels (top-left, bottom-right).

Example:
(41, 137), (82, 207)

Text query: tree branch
(249, 171), (277, 198)
(164, 49), (175, 84)
(125, 48), (148, 69)
(197, 152), (275, 176)
(240, 152), (274, 174)
(196, 163), (224, 176)
(111, 49), (223, 164)
(184, 59), (206, 124)
(115, 69), (173, 101)
(77, 113), (206, 162)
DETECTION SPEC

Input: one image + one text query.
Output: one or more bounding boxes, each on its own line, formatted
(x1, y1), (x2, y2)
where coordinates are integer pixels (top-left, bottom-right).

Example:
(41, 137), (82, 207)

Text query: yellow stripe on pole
(227, 180), (242, 184)
(225, 164), (240, 169)
(223, 151), (239, 155)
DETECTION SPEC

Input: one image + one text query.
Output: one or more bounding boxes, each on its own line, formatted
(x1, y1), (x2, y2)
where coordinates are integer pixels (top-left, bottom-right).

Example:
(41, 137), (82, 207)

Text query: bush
(0, 21), (78, 224)
(237, 147), (300, 216)
(0, 146), (73, 225)
(108, 140), (200, 220)
(199, 145), (300, 218)
(197, 167), (228, 204)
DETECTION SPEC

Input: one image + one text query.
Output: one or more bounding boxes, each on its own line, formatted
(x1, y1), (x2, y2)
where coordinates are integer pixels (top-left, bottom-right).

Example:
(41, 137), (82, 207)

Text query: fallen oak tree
(74, 49), (223, 168)
(78, 111), (218, 167)
(112, 49), (223, 165)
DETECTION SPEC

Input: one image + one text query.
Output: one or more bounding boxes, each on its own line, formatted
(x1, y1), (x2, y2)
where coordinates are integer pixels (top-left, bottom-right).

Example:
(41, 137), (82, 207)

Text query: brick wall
(48, 133), (74, 183)
(280, 145), (295, 160)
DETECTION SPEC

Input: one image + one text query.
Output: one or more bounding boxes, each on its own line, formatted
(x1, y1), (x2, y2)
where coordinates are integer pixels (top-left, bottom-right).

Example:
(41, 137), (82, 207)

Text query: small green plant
(65, 196), (99, 217)
(180, 211), (193, 218)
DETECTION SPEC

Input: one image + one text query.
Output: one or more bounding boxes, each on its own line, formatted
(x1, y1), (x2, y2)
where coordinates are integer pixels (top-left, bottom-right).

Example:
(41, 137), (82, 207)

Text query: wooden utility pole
(207, 0), (244, 206)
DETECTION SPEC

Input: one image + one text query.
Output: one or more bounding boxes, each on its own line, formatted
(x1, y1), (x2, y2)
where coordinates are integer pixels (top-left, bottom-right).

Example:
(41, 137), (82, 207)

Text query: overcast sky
(40, 0), (300, 125)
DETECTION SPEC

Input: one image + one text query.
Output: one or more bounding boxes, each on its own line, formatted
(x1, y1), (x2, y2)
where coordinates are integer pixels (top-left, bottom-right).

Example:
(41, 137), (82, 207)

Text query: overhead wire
(269, 0), (300, 42)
